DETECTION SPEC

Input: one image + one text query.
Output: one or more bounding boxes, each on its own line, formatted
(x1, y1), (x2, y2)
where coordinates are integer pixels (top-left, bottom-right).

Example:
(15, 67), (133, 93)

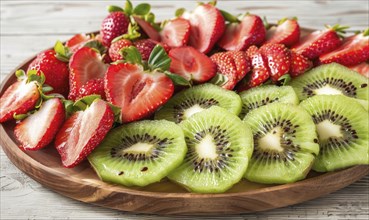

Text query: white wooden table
(1, 1), (368, 219)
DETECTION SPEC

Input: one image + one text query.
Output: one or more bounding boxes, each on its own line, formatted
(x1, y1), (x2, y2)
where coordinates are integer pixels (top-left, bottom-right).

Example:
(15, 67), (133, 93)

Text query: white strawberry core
(316, 120), (342, 142)
(18, 99), (58, 149)
(196, 134), (218, 159)
(64, 100), (107, 166)
(123, 143), (153, 154)
(184, 104), (205, 119)
(314, 85), (343, 95)
(258, 126), (284, 152)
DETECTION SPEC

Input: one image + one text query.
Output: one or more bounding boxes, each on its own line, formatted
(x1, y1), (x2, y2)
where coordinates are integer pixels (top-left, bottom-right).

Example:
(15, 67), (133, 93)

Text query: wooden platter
(1, 28), (369, 215)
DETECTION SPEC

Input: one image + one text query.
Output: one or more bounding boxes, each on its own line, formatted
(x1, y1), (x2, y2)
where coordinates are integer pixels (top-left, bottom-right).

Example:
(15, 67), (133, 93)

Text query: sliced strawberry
(69, 47), (108, 101)
(133, 39), (170, 61)
(14, 98), (65, 150)
(182, 3), (225, 53)
(236, 45), (270, 91)
(108, 38), (133, 62)
(227, 51), (251, 81)
(259, 43), (291, 82)
(291, 25), (346, 59)
(349, 62), (369, 78)
(218, 14), (266, 51)
(133, 16), (161, 41)
(66, 33), (90, 51)
(266, 18), (300, 47)
(169, 46), (216, 83)
(319, 30), (369, 66)
(210, 52), (238, 90)
(105, 63), (174, 122)
(28, 49), (69, 97)
(100, 11), (130, 47)
(160, 18), (190, 48)
(290, 51), (313, 77)
(0, 79), (40, 123)
(55, 99), (114, 168)
(77, 78), (106, 100)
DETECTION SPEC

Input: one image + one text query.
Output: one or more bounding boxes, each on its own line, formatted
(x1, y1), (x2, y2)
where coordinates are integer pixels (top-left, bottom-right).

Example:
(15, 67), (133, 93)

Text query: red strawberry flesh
(260, 43), (291, 82)
(266, 19), (300, 47)
(55, 99), (114, 168)
(210, 52), (238, 90)
(105, 63), (174, 122)
(133, 16), (161, 41)
(0, 79), (40, 123)
(169, 46), (216, 83)
(14, 98), (65, 150)
(160, 18), (190, 48)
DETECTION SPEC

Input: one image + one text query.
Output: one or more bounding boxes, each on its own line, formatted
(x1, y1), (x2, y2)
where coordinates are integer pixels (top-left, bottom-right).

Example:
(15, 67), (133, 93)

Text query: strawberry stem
(175, 8), (185, 17)
(107, 5), (124, 13)
(363, 28), (369, 36)
(220, 10), (239, 23)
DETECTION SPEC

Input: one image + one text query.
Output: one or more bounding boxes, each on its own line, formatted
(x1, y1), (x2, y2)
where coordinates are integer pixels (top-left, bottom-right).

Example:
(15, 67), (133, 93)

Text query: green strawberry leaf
(15, 69), (27, 81)
(121, 23), (141, 40)
(41, 85), (54, 93)
(145, 12), (156, 23)
(13, 113), (29, 120)
(107, 103), (122, 123)
(148, 45), (171, 71)
(107, 5), (124, 13)
(27, 70), (45, 85)
(54, 40), (71, 62)
(164, 71), (191, 86)
(278, 74), (292, 86)
(124, 0), (133, 15)
(209, 73), (228, 87)
(220, 10), (239, 23)
(121, 46), (143, 66)
(63, 99), (75, 117)
(73, 95), (101, 111)
(83, 40), (107, 55)
(133, 3), (151, 16)
(175, 8), (185, 17)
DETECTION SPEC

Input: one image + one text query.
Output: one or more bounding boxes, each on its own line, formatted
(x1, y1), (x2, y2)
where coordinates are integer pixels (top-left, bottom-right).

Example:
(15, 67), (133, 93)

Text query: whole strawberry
(108, 38), (132, 62)
(27, 49), (69, 97)
(100, 11), (130, 47)
(133, 39), (170, 61)
(265, 17), (300, 47)
(259, 43), (291, 82)
(77, 78), (106, 100)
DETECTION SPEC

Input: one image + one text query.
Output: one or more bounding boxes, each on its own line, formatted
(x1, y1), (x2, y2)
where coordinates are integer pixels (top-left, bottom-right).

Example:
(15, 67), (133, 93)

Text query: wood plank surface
(1, 0), (369, 219)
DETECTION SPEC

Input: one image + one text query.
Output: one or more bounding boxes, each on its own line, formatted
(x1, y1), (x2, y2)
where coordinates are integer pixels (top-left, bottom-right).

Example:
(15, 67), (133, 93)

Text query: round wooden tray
(1, 28), (368, 215)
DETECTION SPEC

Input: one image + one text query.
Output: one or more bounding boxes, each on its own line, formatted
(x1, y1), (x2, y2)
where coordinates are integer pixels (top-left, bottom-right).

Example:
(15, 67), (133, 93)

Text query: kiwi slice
(243, 103), (319, 184)
(289, 63), (368, 102)
(300, 95), (369, 172)
(239, 85), (299, 119)
(154, 83), (242, 123)
(168, 106), (253, 193)
(88, 120), (187, 187)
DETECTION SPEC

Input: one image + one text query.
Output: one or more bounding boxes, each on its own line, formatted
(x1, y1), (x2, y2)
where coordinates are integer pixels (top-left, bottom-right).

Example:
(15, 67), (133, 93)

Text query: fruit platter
(1, 0), (368, 215)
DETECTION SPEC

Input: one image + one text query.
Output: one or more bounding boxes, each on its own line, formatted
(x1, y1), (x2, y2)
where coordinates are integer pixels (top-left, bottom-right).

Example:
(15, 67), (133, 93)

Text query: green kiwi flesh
(239, 85), (299, 119)
(300, 95), (369, 172)
(168, 106), (253, 193)
(154, 83), (242, 123)
(88, 120), (187, 187)
(243, 103), (319, 184)
(289, 63), (369, 102)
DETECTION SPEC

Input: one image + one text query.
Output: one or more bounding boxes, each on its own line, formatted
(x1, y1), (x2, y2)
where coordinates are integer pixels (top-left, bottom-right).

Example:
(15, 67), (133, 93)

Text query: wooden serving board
(1, 28), (368, 215)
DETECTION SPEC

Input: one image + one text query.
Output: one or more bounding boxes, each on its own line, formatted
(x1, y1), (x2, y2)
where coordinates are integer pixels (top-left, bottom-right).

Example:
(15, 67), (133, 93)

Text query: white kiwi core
(316, 120), (343, 141)
(123, 142), (154, 154)
(184, 104), (205, 119)
(258, 126), (284, 152)
(196, 134), (218, 159)
(314, 85), (343, 95)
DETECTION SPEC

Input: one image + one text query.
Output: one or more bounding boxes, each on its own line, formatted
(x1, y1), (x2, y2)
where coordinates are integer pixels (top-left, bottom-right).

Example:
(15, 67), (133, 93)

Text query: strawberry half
(290, 51), (313, 77)
(55, 99), (114, 168)
(0, 78), (40, 123)
(14, 98), (65, 150)
(133, 16), (161, 41)
(259, 43), (291, 82)
(66, 33), (91, 53)
(77, 78), (106, 100)
(169, 46), (216, 83)
(108, 38), (133, 62)
(291, 24), (347, 59)
(28, 49), (69, 97)
(266, 18), (300, 47)
(69, 47), (108, 100)
(227, 51), (251, 81)
(100, 11), (130, 47)
(349, 62), (369, 78)
(236, 45), (270, 91)
(160, 18), (190, 48)
(105, 63), (174, 122)
(318, 30), (369, 66)
(218, 14), (266, 51)
(182, 3), (225, 53)
(210, 52), (238, 90)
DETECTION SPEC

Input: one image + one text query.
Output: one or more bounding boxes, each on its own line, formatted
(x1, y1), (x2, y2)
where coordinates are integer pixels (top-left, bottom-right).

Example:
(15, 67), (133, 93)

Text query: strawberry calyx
(219, 9), (239, 23)
(325, 24), (350, 38)
(83, 40), (107, 55)
(54, 40), (72, 62)
(209, 73), (229, 87)
(362, 28), (369, 36)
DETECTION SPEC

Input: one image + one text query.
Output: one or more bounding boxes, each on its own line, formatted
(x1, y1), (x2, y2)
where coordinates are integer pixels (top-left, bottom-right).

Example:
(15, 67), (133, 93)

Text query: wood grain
(1, 0), (369, 219)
